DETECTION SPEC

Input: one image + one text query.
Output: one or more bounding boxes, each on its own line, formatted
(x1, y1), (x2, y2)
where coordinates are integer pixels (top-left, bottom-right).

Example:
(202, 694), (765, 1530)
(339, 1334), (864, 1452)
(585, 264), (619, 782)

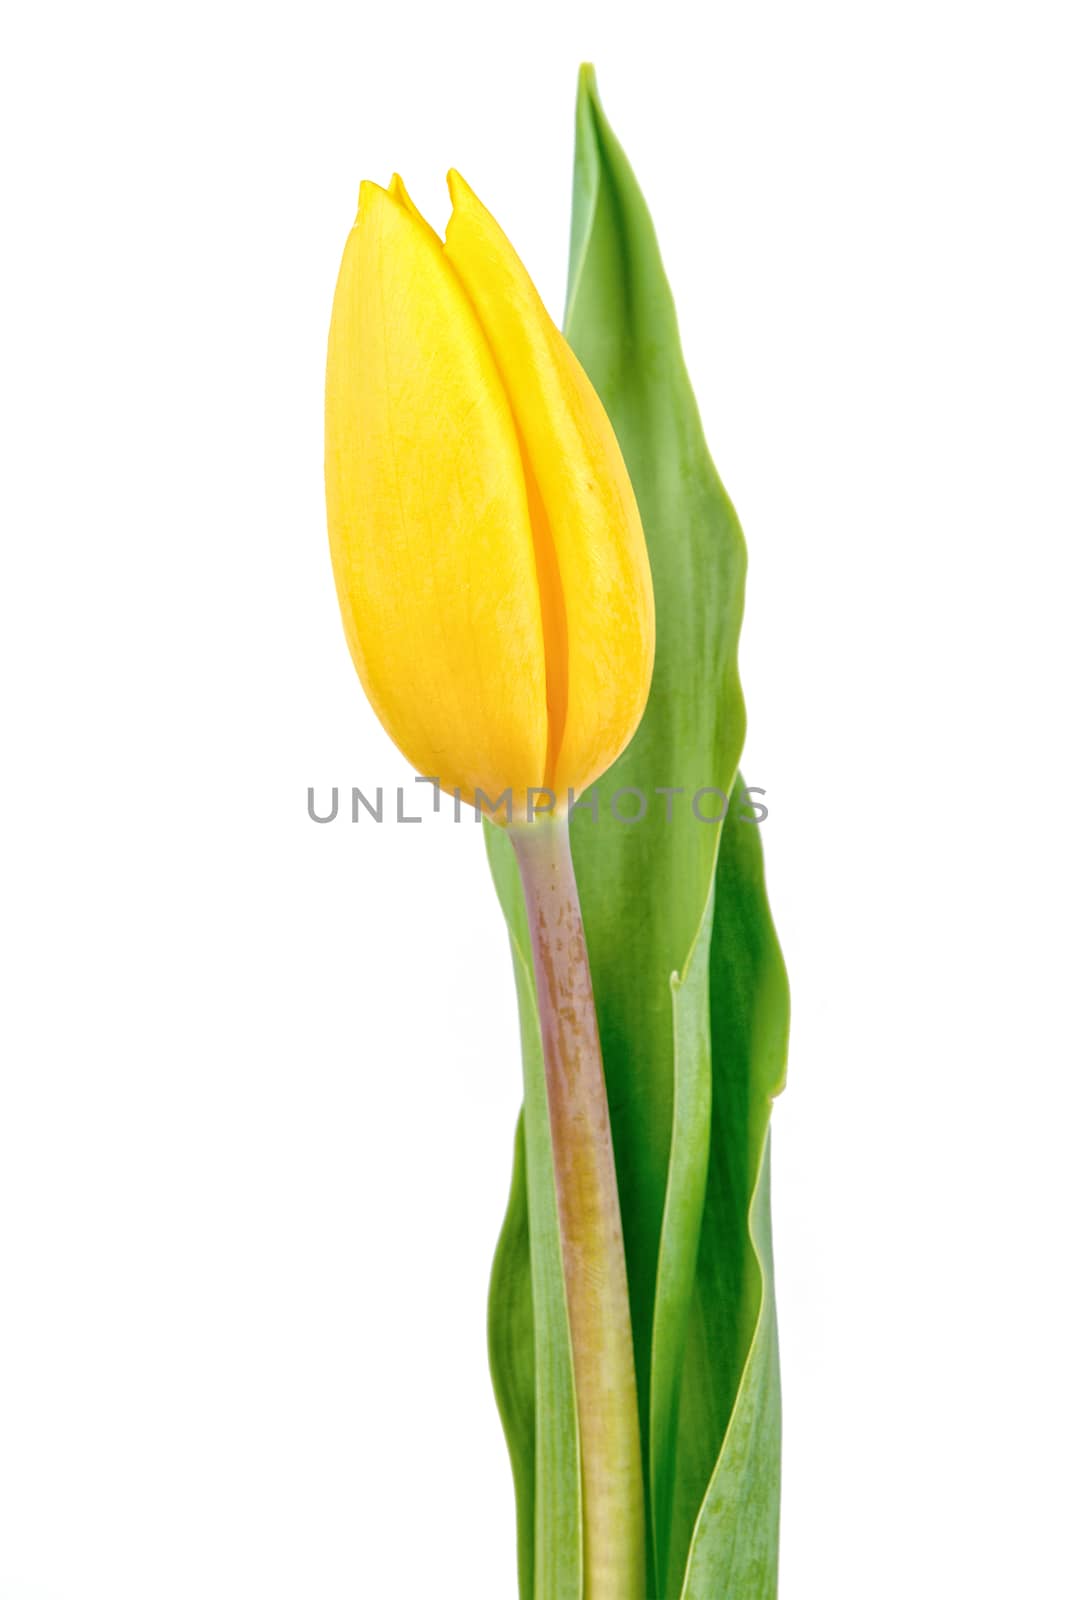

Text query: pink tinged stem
(510, 813), (646, 1600)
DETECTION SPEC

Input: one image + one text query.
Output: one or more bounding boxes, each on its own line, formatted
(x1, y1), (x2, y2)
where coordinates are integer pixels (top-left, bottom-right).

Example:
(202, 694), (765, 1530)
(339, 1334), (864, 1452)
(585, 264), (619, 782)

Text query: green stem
(510, 813), (646, 1600)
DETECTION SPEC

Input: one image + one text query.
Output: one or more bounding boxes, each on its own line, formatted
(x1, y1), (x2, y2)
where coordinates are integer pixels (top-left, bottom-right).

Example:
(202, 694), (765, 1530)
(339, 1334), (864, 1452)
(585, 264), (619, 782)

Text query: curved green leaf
(565, 67), (751, 1593)
(673, 791), (789, 1597)
(487, 1113), (535, 1599)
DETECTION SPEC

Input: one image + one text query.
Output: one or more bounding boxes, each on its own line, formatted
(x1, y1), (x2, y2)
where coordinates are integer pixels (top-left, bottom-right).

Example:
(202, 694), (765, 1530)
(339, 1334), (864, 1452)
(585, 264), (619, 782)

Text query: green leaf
(565, 65), (756, 1595)
(673, 789), (789, 1598)
(486, 64), (788, 1599)
(487, 1113), (535, 1600)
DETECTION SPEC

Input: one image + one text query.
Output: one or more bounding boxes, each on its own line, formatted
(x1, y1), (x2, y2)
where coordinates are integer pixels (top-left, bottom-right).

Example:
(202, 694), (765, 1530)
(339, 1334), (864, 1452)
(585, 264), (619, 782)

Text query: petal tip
(356, 177), (391, 220)
(446, 168), (474, 206)
(389, 172), (443, 241)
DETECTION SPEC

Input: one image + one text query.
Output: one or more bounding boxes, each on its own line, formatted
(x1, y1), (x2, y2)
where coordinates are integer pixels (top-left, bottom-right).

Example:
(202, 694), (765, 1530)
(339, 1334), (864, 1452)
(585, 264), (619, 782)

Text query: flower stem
(510, 812), (645, 1600)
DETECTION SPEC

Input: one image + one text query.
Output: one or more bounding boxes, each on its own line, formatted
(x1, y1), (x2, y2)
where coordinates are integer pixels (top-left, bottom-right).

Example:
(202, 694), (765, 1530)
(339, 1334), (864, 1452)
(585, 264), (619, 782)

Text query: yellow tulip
(324, 171), (654, 816)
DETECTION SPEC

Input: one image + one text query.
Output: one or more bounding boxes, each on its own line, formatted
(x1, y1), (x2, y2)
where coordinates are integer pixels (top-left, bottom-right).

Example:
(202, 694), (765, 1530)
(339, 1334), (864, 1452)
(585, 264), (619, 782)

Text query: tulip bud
(325, 171), (654, 816)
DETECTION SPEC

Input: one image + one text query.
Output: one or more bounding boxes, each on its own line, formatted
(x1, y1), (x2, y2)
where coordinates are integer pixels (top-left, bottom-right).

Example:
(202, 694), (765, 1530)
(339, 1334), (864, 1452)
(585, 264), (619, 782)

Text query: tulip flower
(325, 67), (790, 1600)
(324, 171), (654, 815)
(325, 171), (653, 1599)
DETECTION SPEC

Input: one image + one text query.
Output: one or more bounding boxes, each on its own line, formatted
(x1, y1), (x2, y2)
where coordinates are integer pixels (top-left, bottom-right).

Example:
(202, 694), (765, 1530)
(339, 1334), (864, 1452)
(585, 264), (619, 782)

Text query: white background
(2, 1), (1065, 1595)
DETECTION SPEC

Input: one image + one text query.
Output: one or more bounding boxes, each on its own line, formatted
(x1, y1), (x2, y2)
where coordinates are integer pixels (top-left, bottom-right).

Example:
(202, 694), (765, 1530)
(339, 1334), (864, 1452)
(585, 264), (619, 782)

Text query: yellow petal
(325, 180), (548, 806)
(443, 170), (654, 798)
